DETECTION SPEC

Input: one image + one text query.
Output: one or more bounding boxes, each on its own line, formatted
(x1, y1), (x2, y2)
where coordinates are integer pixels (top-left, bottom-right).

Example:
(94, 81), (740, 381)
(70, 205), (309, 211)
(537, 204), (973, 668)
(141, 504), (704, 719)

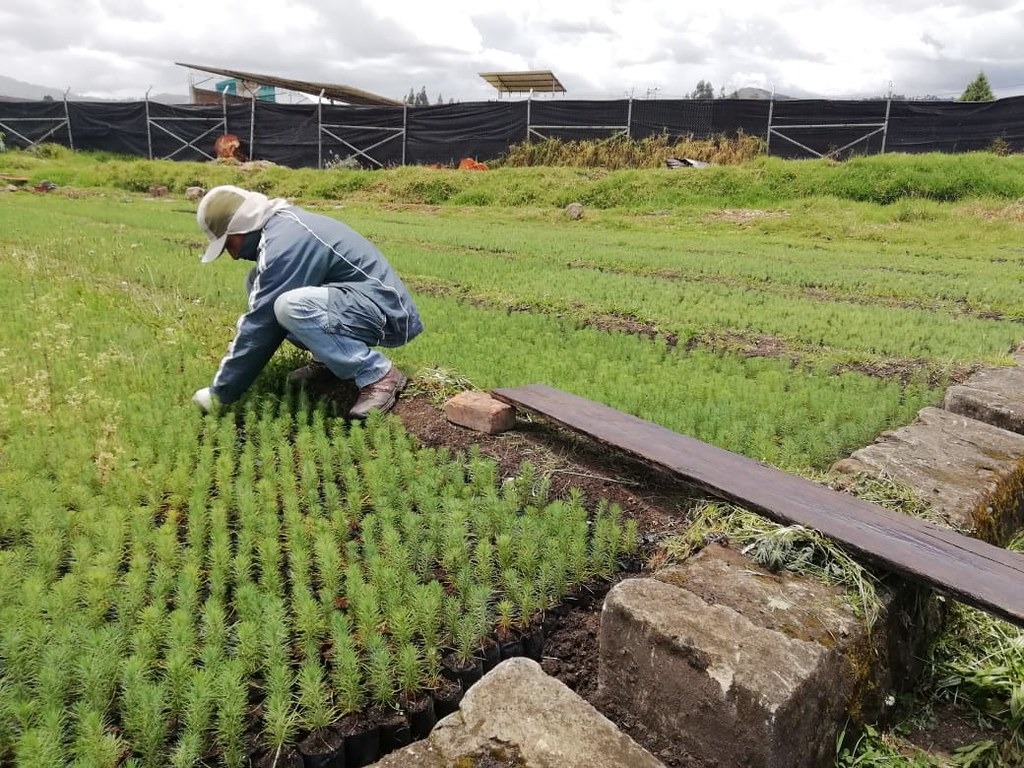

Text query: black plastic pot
(443, 653), (483, 690)
(431, 678), (463, 719)
(404, 694), (437, 740)
(499, 638), (523, 660)
(298, 727), (346, 768)
(523, 624), (545, 661)
(377, 708), (411, 755)
(480, 639), (501, 673)
(339, 714), (380, 768)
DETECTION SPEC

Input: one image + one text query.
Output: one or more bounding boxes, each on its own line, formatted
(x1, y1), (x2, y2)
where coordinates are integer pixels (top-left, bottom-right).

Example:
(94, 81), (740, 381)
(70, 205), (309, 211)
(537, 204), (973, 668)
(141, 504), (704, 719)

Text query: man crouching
(191, 185), (422, 418)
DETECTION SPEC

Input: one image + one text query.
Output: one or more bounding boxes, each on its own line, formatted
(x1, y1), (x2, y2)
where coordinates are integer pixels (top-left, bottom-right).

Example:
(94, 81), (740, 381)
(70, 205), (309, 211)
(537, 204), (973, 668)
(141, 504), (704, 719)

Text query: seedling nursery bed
(248, 379), (695, 768)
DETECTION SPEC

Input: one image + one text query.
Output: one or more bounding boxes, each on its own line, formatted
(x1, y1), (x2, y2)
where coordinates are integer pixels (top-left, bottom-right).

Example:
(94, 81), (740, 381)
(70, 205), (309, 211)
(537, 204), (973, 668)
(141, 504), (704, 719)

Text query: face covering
(237, 230), (263, 261)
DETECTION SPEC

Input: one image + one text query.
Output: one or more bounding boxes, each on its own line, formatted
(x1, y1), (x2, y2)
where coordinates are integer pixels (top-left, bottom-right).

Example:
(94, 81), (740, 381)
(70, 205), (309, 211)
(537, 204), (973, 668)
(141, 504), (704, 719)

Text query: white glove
(192, 387), (216, 413)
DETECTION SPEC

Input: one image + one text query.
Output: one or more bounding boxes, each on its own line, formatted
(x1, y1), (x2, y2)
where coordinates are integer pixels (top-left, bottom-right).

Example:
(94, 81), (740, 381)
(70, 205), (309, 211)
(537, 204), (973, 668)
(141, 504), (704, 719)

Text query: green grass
(7, 145), (1024, 208)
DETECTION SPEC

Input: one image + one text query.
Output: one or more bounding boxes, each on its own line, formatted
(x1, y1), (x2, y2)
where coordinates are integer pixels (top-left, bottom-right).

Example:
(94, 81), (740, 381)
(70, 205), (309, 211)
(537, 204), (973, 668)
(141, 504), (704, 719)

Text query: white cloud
(1, 0), (1022, 101)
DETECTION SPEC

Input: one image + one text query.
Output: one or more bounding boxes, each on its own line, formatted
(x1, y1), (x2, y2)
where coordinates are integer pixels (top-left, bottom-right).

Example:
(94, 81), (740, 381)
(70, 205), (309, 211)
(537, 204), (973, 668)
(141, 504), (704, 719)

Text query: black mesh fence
(2, 95), (1023, 167)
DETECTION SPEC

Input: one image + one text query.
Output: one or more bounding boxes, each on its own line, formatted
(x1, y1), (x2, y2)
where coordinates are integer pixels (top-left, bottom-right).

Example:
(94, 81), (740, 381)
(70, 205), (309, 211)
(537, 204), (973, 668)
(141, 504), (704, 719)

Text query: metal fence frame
(767, 92), (893, 159)
(0, 94), (73, 150)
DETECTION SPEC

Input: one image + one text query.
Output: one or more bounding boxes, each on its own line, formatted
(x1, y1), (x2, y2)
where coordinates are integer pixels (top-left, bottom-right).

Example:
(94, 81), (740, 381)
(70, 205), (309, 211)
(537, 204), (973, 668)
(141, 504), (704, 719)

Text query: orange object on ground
(214, 134), (247, 161)
(458, 157), (489, 170)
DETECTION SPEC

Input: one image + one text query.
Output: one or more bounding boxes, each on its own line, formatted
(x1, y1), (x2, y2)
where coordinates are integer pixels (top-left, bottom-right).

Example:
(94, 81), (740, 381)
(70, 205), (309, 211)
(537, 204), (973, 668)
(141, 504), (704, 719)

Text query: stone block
(443, 390), (517, 434)
(833, 406), (1024, 542)
(599, 545), (936, 768)
(372, 657), (664, 768)
(944, 364), (1024, 435)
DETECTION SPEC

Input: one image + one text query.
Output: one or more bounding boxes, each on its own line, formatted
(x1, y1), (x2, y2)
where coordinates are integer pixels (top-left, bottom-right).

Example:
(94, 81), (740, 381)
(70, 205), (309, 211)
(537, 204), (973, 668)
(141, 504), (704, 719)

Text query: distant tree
(690, 80), (715, 99)
(405, 88), (416, 105)
(42, 94), (54, 101)
(436, 92), (443, 105)
(415, 86), (429, 106)
(959, 72), (995, 102)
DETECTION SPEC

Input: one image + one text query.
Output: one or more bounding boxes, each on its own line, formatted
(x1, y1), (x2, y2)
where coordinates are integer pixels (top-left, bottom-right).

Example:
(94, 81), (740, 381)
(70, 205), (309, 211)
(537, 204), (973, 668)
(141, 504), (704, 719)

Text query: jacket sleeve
(209, 241), (304, 404)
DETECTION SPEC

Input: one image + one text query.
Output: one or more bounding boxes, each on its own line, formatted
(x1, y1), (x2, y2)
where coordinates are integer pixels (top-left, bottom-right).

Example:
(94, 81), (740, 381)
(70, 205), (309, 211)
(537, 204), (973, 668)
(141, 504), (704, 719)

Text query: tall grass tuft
(498, 133), (766, 169)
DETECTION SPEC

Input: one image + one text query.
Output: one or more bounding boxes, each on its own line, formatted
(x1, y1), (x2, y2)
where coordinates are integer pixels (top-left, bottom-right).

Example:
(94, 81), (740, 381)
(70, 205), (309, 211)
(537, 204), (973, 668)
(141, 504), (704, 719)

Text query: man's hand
(192, 387), (216, 413)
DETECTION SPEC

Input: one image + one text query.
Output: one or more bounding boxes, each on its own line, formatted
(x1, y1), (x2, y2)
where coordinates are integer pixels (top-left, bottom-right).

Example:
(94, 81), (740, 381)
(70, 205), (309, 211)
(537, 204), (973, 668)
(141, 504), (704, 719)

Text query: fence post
(402, 104), (408, 166)
(317, 89), (324, 169)
(249, 92), (256, 160)
(145, 87), (153, 160)
(525, 95), (531, 142)
(626, 97), (633, 138)
(881, 84), (892, 154)
(766, 87), (775, 156)
(63, 89), (74, 150)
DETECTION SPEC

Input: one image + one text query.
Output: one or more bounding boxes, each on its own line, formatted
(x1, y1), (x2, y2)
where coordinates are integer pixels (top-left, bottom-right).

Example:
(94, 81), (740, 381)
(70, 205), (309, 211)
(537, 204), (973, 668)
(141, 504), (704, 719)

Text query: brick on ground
(443, 390), (517, 434)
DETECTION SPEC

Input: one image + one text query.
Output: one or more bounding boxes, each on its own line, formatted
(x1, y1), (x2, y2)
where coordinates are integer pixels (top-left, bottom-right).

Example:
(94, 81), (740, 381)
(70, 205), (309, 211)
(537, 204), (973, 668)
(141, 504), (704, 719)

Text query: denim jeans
(271, 285), (392, 388)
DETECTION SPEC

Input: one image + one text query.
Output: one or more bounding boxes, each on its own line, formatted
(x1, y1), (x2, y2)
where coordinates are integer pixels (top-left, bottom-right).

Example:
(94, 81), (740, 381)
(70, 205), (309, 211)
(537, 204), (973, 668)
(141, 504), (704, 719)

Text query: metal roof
(479, 70), (565, 94)
(176, 62), (403, 106)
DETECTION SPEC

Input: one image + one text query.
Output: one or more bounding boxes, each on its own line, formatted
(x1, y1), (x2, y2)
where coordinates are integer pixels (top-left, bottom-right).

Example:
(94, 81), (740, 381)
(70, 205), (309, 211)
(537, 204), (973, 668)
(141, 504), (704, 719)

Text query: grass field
(2, 149), (1024, 766)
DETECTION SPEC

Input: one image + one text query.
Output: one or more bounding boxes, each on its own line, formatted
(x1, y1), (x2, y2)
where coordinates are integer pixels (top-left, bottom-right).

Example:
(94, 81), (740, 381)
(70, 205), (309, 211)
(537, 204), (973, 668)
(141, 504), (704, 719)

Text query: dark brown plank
(493, 384), (1024, 627)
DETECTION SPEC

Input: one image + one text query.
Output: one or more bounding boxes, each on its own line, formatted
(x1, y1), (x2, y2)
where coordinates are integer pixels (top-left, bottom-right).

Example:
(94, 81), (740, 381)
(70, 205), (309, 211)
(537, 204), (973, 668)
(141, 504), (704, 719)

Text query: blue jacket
(211, 207), (422, 404)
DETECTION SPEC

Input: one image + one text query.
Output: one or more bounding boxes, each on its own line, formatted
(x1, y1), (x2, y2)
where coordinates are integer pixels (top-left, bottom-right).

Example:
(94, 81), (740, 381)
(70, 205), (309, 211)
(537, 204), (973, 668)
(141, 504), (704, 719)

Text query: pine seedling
(364, 632), (397, 708)
(293, 592), (327, 665)
(313, 528), (343, 608)
(182, 666), (215, 737)
(200, 597), (228, 669)
(262, 659), (298, 751)
(257, 535), (283, 598)
(71, 703), (126, 768)
(297, 659), (336, 731)
(474, 538), (495, 587)
(396, 642), (423, 698)
(131, 604), (166, 673)
(453, 613), (478, 665)
(173, 560), (201, 618)
(514, 529), (541, 580)
(380, 522), (411, 575)
(214, 660), (247, 768)
(342, 466), (365, 520)
(207, 529), (232, 603)
(422, 645), (444, 689)
(261, 596), (291, 673)
(494, 599), (517, 638)
(13, 723), (65, 768)
(168, 729), (203, 768)
(76, 625), (122, 712)
(413, 580), (444, 650)
(329, 615), (365, 714)
(495, 533), (515, 574)
(387, 604), (417, 648)
(119, 675), (168, 768)
(36, 629), (76, 710)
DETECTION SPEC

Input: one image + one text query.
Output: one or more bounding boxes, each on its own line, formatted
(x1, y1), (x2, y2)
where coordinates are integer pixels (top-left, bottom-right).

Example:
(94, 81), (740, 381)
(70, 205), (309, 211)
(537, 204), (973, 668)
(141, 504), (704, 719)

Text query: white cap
(196, 185), (278, 263)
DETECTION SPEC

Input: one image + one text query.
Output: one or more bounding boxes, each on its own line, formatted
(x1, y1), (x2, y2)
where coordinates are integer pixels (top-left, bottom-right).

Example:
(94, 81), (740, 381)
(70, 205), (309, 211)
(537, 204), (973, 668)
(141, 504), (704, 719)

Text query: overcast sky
(2, 0), (1023, 102)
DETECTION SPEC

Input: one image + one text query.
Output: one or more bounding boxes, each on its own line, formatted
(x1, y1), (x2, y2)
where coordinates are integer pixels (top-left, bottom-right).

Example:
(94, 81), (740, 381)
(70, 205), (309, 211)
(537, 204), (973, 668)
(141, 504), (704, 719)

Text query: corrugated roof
(176, 62), (403, 106)
(479, 70), (565, 94)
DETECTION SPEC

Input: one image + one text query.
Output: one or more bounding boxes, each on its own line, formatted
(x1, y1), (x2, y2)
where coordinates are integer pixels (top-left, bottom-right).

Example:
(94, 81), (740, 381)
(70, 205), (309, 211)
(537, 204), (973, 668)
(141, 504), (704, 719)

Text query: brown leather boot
(349, 366), (408, 419)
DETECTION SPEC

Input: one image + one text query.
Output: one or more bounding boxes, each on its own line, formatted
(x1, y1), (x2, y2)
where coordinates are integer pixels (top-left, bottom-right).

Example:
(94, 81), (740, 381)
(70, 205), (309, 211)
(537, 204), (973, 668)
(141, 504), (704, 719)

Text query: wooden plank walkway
(492, 384), (1024, 628)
